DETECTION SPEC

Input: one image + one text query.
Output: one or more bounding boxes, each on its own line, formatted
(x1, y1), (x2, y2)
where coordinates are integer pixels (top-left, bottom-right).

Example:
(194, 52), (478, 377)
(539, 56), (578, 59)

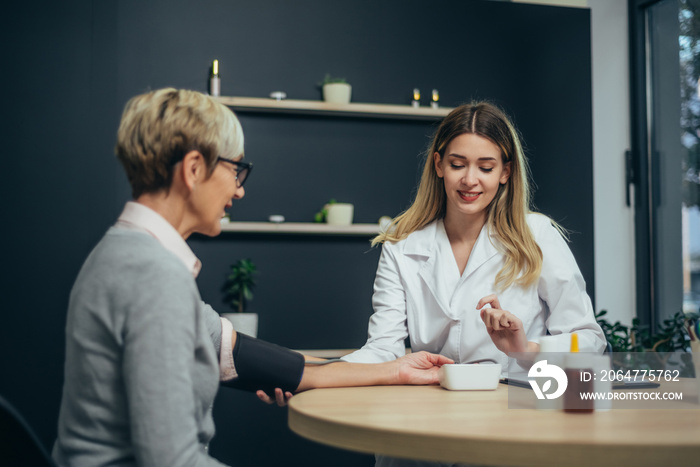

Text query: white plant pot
(326, 203), (354, 225)
(323, 83), (352, 104)
(222, 312), (259, 338)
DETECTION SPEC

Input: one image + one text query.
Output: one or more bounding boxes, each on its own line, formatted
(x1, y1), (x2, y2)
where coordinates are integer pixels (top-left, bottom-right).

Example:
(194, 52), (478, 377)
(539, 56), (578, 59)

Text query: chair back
(0, 395), (56, 466)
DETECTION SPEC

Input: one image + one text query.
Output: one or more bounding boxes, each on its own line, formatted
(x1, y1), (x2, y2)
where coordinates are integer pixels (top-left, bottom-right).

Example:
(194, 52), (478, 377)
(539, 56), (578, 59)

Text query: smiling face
(190, 155), (245, 237)
(434, 133), (511, 226)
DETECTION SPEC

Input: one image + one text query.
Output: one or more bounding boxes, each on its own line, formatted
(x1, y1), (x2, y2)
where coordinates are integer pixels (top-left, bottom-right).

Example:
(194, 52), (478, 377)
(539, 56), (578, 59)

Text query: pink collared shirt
(115, 201), (237, 381)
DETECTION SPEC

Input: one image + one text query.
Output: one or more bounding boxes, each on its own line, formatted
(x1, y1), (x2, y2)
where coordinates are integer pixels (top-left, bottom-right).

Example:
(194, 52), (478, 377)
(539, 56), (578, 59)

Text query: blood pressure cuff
(221, 332), (305, 396)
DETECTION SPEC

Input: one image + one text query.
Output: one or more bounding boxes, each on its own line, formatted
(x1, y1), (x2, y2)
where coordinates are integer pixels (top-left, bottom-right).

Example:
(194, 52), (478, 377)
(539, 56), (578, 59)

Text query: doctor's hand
(478, 295), (529, 355)
(393, 351), (454, 385)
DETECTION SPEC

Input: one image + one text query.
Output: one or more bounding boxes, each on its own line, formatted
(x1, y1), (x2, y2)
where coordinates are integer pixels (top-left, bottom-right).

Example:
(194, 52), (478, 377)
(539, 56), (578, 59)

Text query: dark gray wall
(2, 1), (592, 466)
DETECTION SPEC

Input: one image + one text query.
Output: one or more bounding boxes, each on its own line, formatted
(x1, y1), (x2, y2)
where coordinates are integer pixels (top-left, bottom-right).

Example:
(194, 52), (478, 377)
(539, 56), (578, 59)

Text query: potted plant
(319, 74), (352, 104)
(313, 198), (355, 225)
(595, 309), (692, 353)
(595, 309), (695, 376)
(314, 198), (337, 222)
(222, 258), (259, 337)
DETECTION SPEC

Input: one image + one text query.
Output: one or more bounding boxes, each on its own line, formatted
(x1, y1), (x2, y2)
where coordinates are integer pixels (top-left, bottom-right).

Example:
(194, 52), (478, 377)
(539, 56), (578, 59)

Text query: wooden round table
(288, 384), (700, 466)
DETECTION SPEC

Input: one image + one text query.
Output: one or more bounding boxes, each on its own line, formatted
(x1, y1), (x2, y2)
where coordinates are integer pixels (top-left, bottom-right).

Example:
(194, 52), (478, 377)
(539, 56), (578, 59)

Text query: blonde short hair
(115, 88), (244, 198)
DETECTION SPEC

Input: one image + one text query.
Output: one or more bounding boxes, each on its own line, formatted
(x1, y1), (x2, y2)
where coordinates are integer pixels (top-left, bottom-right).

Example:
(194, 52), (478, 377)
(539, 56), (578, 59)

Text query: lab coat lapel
(462, 225), (500, 280)
(403, 221), (454, 318)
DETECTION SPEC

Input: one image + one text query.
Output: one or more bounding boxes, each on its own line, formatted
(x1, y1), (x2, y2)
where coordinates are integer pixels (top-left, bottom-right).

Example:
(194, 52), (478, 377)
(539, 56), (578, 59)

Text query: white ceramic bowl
(438, 363), (502, 391)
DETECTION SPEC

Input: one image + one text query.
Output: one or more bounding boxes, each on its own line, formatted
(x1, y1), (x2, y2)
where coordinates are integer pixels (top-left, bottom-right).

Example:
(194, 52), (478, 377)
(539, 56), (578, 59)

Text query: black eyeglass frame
(217, 157), (253, 187)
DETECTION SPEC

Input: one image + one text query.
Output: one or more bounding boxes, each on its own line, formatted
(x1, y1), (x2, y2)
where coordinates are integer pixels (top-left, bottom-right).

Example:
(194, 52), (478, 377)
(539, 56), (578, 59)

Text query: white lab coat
(343, 213), (605, 368)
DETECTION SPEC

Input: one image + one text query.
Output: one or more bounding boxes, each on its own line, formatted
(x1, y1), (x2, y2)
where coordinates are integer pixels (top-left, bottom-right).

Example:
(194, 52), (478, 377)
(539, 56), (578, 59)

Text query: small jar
(563, 353), (594, 413)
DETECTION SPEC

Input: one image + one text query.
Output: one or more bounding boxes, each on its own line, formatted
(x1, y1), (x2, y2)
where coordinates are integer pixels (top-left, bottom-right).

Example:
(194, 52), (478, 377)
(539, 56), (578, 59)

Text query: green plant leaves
(595, 309), (691, 353)
(313, 198), (337, 223)
(223, 259), (257, 313)
(319, 74), (347, 86)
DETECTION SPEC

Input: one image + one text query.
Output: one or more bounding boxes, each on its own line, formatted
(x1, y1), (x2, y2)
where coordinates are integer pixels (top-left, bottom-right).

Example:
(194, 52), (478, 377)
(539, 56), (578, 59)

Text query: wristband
(222, 333), (305, 395)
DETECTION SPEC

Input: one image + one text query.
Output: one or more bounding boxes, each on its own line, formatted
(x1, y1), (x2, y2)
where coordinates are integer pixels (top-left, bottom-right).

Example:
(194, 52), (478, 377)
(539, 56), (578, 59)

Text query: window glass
(644, 0), (700, 321)
(679, 0), (700, 315)
(647, 0), (684, 322)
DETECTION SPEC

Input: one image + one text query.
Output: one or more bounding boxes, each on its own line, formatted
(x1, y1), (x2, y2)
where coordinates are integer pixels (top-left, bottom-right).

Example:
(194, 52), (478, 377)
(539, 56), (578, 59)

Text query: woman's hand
(478, 294), (529, 355)
(256, 388), (294, 407)
(393, 351), (454, 385)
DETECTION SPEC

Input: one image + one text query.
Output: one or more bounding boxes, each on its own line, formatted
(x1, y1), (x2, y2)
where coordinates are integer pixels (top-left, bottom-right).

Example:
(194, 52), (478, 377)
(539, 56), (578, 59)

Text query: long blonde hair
(374, 101), (544, 290)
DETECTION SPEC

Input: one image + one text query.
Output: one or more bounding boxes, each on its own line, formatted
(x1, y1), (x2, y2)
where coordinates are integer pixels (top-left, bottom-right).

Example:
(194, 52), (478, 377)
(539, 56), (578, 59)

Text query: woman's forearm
(295, 351), (452, 392)
(296, 361), (397, 392)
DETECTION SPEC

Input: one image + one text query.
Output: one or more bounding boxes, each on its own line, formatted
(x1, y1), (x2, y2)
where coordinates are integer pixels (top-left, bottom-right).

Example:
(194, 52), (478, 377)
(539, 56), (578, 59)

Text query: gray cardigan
(53, 227), (228, 467)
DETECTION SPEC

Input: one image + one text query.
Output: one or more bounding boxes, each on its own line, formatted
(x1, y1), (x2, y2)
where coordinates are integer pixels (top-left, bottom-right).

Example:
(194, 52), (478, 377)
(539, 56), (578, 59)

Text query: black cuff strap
(222, 333), (305, 395)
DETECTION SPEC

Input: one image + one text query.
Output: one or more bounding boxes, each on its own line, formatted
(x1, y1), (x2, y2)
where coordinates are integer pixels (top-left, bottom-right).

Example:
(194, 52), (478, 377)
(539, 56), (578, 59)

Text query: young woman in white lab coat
(342, 101), (605, 370)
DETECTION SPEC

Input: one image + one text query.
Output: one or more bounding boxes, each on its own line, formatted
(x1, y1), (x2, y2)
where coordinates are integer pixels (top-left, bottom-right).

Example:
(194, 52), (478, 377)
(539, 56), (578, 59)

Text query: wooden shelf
(220, 221), (380, 236)
(213, 96), (452, 120)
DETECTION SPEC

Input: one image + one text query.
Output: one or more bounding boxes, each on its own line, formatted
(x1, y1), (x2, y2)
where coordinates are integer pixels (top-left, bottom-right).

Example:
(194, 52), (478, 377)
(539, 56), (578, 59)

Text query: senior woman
(52, 88), (452, 467)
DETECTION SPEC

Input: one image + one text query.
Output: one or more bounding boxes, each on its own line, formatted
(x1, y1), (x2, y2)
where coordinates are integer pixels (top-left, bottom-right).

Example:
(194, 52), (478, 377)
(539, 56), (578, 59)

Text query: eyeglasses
(217, 157), (253, 188)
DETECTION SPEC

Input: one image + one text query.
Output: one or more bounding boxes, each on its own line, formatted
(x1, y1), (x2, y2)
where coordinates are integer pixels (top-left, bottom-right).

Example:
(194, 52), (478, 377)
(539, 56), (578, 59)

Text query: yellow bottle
(570, 332), (579, 352)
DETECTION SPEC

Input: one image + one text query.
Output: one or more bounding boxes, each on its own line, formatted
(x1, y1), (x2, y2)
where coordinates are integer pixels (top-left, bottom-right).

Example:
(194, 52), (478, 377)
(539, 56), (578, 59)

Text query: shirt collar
(402, 218), (498, 258)
(115, 201), (202, 278)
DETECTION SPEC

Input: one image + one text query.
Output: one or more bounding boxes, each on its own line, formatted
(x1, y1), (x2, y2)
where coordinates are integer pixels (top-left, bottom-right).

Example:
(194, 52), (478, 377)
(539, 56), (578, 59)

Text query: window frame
(628, 0), (687, 332)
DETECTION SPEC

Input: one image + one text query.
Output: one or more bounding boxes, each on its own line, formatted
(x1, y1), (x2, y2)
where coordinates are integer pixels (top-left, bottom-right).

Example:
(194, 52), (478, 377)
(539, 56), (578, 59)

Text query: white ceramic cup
(534, 336), (568, 410)
(538, 335), (570, 352)
(591, 354), (613, 411)
(326, 203), (354, 226)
